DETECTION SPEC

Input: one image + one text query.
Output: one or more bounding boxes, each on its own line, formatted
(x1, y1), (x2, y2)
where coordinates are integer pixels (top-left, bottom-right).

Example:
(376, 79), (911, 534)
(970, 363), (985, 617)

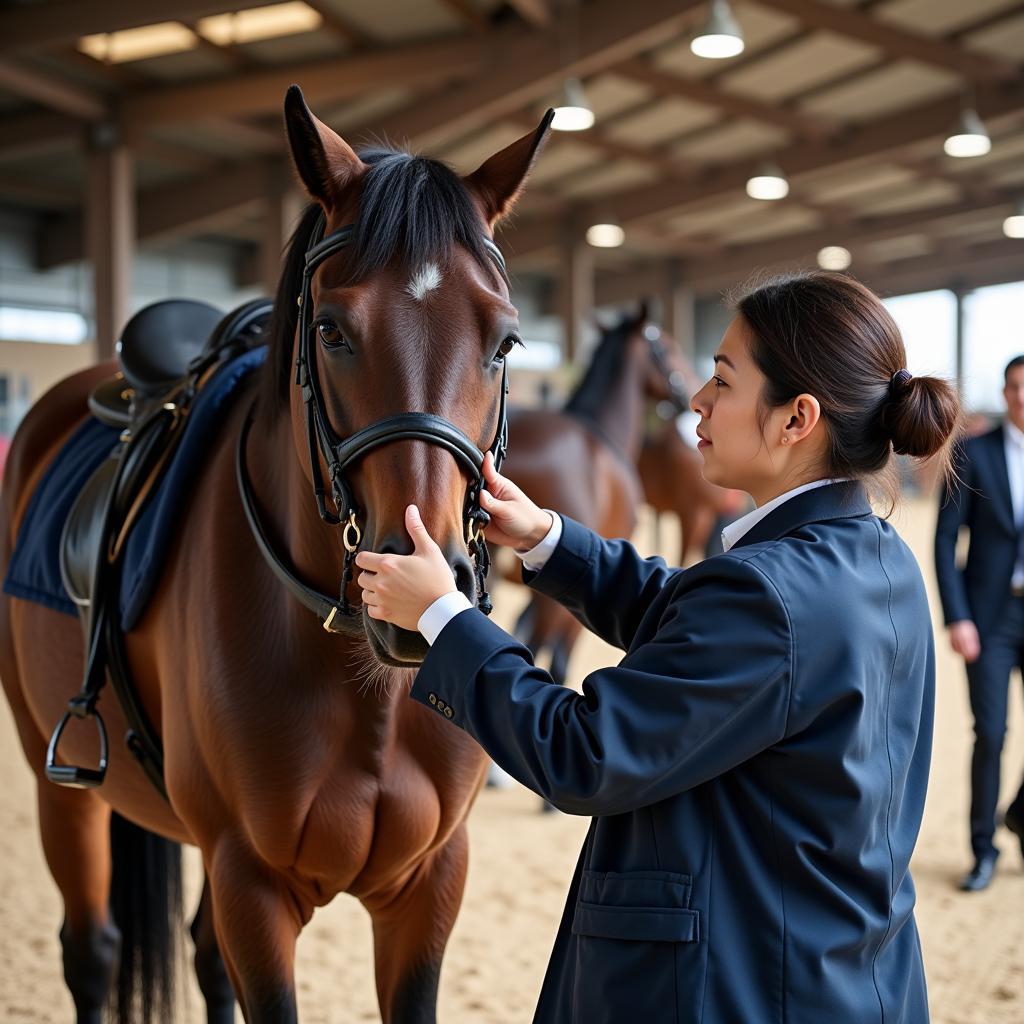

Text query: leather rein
(237, 214), (511, 636)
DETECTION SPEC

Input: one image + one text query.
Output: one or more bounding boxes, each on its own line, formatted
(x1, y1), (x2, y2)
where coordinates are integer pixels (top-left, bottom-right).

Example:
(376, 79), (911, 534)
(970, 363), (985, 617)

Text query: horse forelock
(262, 145), (493, 411)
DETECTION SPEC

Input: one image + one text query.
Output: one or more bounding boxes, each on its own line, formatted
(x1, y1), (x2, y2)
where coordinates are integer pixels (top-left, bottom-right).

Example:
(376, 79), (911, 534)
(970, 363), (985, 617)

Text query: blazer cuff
(521, 514), (596, 602)
(410, 607), (517, 730)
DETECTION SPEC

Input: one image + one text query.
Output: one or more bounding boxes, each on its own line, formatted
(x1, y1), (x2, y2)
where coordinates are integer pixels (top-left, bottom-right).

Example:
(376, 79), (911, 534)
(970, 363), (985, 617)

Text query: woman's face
(690, 314), (821, 503)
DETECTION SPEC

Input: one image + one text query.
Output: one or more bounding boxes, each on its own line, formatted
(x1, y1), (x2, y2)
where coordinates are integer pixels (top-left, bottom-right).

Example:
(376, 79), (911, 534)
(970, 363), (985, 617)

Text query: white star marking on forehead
(407, 262), (443, 302)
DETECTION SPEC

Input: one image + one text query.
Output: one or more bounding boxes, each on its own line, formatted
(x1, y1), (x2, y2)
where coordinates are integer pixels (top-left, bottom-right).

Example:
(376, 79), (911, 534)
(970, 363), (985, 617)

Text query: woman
(356, 272), (960, 1023)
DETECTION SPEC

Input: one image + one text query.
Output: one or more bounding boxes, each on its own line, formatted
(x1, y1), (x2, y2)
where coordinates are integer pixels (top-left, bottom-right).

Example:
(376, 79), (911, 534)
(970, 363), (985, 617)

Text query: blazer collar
(730, 480), (872, 551)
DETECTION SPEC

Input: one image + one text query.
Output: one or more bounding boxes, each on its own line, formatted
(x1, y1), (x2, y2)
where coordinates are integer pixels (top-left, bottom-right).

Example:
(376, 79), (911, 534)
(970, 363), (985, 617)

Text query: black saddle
(49, 297), (273, 795)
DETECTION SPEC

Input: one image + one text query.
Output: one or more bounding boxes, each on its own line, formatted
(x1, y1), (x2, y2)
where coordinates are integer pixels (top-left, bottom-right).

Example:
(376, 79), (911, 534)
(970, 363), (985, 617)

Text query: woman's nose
(691, 380), (711, 416)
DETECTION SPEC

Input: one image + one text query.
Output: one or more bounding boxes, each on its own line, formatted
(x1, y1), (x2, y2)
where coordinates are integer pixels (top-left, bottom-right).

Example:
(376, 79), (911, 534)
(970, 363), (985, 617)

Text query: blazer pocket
(569, 870), (702, 1024)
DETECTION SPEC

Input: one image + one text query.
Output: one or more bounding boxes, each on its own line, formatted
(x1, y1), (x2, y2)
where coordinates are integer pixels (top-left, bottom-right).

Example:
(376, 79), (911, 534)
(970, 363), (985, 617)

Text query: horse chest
(241, 747), (449, 902)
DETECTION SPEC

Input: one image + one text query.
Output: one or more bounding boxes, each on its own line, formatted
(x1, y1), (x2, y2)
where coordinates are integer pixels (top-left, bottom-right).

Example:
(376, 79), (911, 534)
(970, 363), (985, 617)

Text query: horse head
(276, 86), (551, 665)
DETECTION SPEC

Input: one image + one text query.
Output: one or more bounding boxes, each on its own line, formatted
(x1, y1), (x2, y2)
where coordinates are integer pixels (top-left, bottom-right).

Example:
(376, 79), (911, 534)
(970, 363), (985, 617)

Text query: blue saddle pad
(4, 346), (267, 630)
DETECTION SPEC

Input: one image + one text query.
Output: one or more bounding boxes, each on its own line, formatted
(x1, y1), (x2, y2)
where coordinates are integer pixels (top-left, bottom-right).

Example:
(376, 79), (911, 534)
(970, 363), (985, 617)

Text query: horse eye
(495, 335), (519, 361)
(317, 321), (347, 349)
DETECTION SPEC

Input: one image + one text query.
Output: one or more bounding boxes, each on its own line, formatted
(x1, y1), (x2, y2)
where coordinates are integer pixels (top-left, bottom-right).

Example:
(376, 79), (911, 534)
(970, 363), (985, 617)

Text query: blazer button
(444, 707), (453, 718)
(437, 700), (446, 712)
(428, 693), (437, 705)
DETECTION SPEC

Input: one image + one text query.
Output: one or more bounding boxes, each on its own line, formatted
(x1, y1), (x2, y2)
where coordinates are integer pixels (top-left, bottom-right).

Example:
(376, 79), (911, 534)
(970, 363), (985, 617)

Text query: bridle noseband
(238, 214), (510, 636)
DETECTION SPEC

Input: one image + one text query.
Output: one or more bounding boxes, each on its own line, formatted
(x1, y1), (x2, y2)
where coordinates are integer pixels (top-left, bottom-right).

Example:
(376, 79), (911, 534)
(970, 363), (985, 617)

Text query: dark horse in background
(0, 88), (552, 1023)
(499, 312), (687, 687)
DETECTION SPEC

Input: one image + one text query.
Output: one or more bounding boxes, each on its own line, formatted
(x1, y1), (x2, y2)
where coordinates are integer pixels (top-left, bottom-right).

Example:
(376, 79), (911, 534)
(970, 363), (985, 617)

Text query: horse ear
(284, 85), (365, 208)
(465, 109), (555, 229)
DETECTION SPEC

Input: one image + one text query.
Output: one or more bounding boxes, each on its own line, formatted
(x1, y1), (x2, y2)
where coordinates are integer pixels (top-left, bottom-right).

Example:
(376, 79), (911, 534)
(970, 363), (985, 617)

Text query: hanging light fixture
(817, 246), (852, 271)
(1004, 202), (1024, 239)
(691, 0), (745, 60)
(746, 162), (789, 200)
(552, 77), (595, 131)
(944, 107), (991, 158)
(586, 221), (625, 248)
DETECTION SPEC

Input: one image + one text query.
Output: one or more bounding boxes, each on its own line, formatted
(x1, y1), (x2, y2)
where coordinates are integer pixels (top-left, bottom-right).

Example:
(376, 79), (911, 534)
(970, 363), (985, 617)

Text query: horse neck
(568, 338), (648, 463)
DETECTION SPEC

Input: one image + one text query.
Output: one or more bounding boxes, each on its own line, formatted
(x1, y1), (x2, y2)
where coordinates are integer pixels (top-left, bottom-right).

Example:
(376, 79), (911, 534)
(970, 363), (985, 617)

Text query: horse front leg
(205, 834), (303, 1024)
(191, 873), (237, 1024)
(365, 823), (470, 1024)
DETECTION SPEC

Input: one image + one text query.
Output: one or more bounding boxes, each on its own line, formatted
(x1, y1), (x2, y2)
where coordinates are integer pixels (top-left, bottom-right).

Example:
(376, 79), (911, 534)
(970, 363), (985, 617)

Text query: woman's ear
(284, 84), (367, 209)
(464, 109), (554, 230)
(782, 394), (823, 445)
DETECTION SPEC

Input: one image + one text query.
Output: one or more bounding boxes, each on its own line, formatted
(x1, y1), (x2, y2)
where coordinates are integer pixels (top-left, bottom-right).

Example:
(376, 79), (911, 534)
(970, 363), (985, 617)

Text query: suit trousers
(967, 594), (1024, 859)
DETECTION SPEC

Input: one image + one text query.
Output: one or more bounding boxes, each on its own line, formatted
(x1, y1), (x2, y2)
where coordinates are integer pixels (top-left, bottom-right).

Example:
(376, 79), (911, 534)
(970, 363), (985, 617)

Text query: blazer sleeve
(933, 440), (973, 626)
(521, 514), (682, 651)
(411, 553), (793, 817)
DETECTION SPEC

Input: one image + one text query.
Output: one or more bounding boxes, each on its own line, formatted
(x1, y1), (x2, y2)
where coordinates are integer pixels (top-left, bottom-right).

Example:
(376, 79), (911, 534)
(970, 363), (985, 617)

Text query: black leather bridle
(642, 323), (689, 416)
(237, 214), (510, 635)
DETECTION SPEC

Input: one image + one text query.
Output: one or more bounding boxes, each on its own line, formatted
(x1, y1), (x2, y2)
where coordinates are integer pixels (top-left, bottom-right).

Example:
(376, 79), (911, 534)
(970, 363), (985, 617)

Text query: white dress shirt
(720, 478), (848, 552)
(1004, 421), (1024, 587)
(417, 512), (562, 645)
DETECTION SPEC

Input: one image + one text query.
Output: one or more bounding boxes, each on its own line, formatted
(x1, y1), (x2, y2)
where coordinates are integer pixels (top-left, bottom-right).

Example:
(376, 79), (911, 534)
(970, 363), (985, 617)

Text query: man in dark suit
(935, 355), (1024, 891)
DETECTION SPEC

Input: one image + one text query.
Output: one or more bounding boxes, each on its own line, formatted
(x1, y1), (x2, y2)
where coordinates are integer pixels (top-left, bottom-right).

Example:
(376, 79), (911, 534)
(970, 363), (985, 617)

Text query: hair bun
(884, 373), (961, 458)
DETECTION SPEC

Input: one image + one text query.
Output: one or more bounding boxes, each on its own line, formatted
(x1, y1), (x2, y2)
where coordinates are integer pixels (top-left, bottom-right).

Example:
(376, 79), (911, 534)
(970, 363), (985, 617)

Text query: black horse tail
(109, 811), (183, 1024)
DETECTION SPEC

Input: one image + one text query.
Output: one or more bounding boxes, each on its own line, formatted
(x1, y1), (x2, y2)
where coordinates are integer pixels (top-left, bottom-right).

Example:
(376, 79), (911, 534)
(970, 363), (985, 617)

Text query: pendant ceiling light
(691, 0), (745, 60)
(552, 77), (595, 131)
(943, 107), (992, 158)
(1004, 202), (1024, 239)
(586, 222), (625, 248)
(745, 162), (789, 201)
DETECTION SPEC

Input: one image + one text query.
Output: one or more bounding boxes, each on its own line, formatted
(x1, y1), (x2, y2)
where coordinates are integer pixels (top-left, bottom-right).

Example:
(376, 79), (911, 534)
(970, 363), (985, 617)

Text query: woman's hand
(355, 505), (457, 632)
(479, 452), (553, 552)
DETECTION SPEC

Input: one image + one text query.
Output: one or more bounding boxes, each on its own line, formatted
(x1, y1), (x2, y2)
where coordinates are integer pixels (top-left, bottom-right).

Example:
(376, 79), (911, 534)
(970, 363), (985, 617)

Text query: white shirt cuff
(417, 591), (473, 645)
(517, 511), (561, 572)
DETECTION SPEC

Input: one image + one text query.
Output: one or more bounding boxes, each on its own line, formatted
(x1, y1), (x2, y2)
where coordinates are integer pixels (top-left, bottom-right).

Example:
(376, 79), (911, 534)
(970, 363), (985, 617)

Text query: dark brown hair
(734, 271), (962, 490)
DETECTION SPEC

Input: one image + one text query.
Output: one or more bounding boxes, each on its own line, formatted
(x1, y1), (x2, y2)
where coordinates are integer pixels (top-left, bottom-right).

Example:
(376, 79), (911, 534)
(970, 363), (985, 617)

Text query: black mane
(261, 145), (491, 409)
(563, 314), (636, 424)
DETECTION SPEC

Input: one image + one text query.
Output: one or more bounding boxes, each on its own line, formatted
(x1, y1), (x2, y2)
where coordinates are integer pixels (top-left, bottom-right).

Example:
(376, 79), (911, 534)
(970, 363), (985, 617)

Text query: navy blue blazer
(934, 425), (1019, 638)
(411, 481), (933, 1023)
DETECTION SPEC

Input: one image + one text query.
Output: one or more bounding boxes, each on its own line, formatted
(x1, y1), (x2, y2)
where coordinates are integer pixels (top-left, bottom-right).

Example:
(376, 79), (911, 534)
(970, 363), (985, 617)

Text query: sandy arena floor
(1, 497), (1022, 1022)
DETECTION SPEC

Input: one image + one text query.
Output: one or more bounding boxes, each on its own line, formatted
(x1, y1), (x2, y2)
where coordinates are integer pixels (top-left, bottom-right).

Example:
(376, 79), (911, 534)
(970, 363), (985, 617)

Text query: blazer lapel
(987, 426), (1016, 535)
(730, 481), (872, 551)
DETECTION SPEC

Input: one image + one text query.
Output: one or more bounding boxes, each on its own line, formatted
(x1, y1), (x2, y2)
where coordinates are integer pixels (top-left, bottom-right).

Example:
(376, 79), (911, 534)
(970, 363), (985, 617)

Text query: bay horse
(499, 311), (687, 687)
(0, 87), (552, 1023)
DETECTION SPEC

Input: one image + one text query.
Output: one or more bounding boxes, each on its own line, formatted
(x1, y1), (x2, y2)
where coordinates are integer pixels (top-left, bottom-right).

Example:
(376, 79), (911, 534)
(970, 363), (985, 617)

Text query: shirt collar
(1005, 420), (1024, 449)
(722, 479), (849, 552)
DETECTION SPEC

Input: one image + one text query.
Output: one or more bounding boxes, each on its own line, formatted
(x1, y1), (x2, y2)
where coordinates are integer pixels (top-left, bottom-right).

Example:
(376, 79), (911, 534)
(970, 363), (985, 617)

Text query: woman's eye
(495, 336), (520, 361)
(713, 376), (726, 388)
(317, 321), (348, 349)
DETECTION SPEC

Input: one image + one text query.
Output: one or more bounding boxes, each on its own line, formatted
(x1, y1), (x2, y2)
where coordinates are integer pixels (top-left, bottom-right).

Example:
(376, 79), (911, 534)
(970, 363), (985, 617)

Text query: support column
(658, 260), (696, 363)
(558, 232), (594, 366)
(86, 123), (133, 363)
(261, 161), (305, 296)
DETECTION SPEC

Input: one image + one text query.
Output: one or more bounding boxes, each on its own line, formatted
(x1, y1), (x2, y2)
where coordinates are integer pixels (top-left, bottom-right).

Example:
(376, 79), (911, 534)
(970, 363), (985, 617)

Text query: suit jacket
(934, 424), (1018, 638)
(411, 482), (933, 1024)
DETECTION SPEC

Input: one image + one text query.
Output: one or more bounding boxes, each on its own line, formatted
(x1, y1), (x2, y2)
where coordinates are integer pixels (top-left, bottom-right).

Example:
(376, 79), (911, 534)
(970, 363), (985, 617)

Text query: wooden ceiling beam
(502, 76), (1024, 254)
(348, 0), (707, 150)
(38, 160), (273, 268)
(754, 0), (1018, 82)
(118, 35), (482, 130)
(0, 109), (81, 162)
(302, 1), (375, 48)
(0, 0), (283, 53)
(675, 188), (1024, 289)
(616, 58), (836, 139)
(504, 0), (553, 29)
(437, 0), (492, 32)
(0, 58), (107, 119)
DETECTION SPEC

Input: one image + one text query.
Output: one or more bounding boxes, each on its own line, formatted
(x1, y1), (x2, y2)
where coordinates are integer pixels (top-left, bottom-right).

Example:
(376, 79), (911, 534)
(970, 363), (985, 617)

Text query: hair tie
(889, 368), (913, 397)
